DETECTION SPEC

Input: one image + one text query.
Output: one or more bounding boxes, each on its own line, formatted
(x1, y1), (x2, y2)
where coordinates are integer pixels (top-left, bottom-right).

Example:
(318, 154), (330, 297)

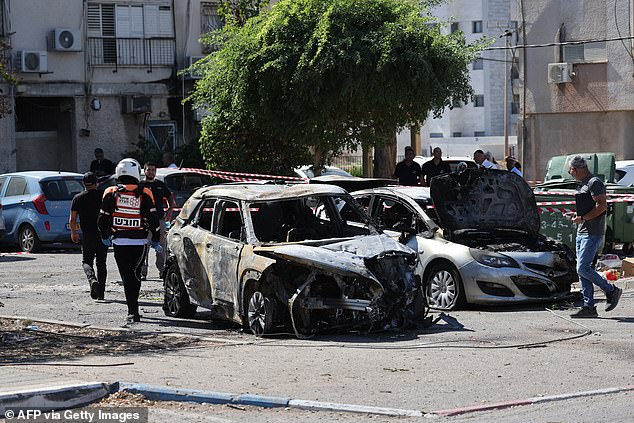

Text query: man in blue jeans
(567, 155), (622, 318)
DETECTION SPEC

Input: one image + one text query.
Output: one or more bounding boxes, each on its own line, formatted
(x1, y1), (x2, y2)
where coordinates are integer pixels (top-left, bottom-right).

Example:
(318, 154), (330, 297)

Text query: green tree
(190, 0), (487, 175)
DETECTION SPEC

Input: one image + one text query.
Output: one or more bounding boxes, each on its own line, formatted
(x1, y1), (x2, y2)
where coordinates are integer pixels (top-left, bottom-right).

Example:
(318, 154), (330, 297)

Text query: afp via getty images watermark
(3, 407), (148, 423)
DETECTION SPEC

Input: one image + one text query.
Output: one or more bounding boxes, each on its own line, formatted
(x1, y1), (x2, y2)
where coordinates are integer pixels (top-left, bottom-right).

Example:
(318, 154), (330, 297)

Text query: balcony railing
(88, 37), (175, 71)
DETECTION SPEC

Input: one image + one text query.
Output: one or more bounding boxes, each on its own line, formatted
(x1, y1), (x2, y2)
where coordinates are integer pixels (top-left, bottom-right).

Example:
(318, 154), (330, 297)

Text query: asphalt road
(1, 248), (633, 422)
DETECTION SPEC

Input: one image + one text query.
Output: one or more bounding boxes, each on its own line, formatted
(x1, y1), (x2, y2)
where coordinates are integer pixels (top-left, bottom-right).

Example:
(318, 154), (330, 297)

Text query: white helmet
(115, 158), (141, 182)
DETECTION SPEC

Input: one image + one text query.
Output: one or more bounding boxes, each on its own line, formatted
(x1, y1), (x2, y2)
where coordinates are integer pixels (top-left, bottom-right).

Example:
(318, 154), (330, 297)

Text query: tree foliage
(190, 0), (487, 174)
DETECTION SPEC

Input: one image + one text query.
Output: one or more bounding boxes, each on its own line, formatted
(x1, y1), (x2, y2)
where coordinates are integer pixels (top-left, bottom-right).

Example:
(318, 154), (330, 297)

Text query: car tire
(247, 290), (274, 336)
(18, 224), (41, 253)
(425, 262), (465, 311)
(162, 264), (197, 318)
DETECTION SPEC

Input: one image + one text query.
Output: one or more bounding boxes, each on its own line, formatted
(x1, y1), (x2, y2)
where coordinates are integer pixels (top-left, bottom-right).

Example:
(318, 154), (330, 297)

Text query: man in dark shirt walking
(141, 162), (176, 280)
(393, 146), (422, 186)
(567, 155), (622, 318)
(421, 147), (451, 186)
(69, 172), (108, 300)
(90, 148), (116, 178)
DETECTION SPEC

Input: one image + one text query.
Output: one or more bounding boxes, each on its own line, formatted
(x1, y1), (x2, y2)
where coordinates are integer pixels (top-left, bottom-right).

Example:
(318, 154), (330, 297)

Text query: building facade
(0, 0), (213, 173)
(511, 0), (634, 181)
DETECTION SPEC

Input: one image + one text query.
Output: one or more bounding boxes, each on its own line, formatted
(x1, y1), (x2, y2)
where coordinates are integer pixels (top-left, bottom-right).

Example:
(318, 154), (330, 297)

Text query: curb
(0, 382), (112, 417)
(118, 383), (424, 417)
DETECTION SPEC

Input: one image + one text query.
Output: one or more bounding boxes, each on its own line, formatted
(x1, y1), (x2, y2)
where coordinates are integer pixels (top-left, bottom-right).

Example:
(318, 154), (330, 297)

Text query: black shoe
(605, 287), (622, 312)
(571, 306), (598, 318)
(125, 314), (141, 324)
(89, 279), (99, 300)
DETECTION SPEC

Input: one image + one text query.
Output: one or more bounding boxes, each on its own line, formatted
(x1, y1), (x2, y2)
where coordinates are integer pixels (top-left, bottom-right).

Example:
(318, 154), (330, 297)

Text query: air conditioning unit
(17, 51), (48, 73)
(187, 56), (206, 79)
(121, 96), (151, 114)
(547, 63), (573, 84)
(48, 28), (82, 52)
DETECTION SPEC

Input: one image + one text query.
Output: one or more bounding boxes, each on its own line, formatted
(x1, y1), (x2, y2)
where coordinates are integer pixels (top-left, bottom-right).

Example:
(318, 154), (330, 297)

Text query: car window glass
(41, 179), (83, 201)
(615, 169), (625, 182)
(0, 176), (6, 195)
(5, 177), (29, 197)
(215, 200), (243, 240)
(195, 199), (216, 231)
(376, 198), (414, 230)
(165, 173), (213, 192)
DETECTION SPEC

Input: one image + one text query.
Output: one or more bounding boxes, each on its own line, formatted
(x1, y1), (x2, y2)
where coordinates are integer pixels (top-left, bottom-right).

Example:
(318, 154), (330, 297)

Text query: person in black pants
(98, 158), (162, 325)
(69, 172), (108, 300)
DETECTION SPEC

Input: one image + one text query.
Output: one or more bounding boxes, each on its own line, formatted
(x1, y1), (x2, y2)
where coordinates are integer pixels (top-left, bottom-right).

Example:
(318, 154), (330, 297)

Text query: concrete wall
(512, 0), (634, 181)
(0, 85), (16, 174)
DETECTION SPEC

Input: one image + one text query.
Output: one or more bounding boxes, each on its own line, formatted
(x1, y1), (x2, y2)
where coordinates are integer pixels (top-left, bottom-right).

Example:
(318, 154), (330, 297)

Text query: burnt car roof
(429, 168), (540, 235)
(191, 183), (348, 202)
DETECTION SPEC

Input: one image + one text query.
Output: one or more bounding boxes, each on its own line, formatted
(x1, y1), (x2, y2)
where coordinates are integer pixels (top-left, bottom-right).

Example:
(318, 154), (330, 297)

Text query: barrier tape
(534, 190), (634, 198)
(538, 207), (574, 214)
(180, 167), (309, 183)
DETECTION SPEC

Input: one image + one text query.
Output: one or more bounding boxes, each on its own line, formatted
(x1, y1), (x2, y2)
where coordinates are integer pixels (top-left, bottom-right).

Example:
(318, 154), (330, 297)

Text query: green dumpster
(535, 153), (634, 254)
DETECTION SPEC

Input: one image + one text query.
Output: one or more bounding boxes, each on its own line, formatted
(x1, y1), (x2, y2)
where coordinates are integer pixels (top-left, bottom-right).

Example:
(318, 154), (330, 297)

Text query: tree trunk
(373, 134), (396, 178)
(362, 144), (373, 177)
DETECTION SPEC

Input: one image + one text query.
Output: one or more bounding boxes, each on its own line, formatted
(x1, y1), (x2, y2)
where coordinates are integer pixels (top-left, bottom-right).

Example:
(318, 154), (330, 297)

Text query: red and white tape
(534, 190), (634, 198)
(538, 207), (574, 214)
(180, 168), (308, 183)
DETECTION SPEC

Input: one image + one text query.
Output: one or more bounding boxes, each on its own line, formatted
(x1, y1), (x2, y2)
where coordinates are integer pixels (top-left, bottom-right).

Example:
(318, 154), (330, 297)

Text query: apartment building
(511, 0), (634, 181)
(397, 0), (519, 159)
(0, 0), (214, 173)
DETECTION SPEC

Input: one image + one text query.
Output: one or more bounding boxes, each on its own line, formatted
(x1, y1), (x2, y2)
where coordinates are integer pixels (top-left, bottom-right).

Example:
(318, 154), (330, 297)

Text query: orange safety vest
(104, 184), (155, 234)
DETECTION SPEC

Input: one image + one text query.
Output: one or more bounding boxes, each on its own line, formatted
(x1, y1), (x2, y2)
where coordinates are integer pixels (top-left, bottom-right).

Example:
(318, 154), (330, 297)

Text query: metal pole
(503, 35), (509, 158)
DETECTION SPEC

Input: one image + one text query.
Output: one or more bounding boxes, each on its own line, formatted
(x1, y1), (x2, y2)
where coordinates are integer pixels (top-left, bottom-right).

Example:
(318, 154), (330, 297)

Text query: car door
(207, 199), (244, 305)
(1, 176), (31, 238)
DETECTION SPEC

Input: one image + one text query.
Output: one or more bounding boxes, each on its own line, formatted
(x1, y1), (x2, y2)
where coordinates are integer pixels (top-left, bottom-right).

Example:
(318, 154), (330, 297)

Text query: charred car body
(163, 183), (422, 337)
(352, 169), (577, 310)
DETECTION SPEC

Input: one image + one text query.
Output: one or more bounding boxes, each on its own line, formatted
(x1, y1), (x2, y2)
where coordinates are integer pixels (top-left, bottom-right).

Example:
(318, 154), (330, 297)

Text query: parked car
(352, 168), (577, 310)
(0, 171), (84, 252)
(0, 197), (6, 241)
(294, 165), (352, 180)
(163, 183), (422, 336)
(615, 160), (634, 187)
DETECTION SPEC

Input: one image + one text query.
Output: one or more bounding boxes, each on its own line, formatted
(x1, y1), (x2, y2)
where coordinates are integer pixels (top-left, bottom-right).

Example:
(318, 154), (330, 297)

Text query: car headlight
(469, 248), (519, 268)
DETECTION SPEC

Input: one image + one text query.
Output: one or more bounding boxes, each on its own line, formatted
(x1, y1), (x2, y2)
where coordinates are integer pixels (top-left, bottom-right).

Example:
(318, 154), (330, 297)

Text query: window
(472, 21), (483, 33)
(87, 3), (174, 66)
(512, 94), (520, 115)
(430, 133), (444, 138)
(201, 2), (224, 53)
(0, 0), (5, 36)
(0, 176), (6, 195)
(474, 95), (485, 107)
(474, 131), (486, 137)
(375, 198), (414, 232)
(5, 177), (29, 197)
(195, 199), (216, 231)
(563, 41), (607, 63)
(216, 201), (243, 240)
(452, 132), (462, 137)
(472, 58), (483, 70)
(450, 22), (459, 34)
(41, 179), (83, 201)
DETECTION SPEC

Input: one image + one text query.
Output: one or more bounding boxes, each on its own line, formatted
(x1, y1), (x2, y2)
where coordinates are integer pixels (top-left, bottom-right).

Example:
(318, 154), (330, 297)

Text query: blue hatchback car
(0, 171), (84, 252)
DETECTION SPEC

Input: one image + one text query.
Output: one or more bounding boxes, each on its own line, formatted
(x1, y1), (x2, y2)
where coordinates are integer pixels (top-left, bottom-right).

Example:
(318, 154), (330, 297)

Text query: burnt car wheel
(426, 263), (465, 310)
(163, 264), (197, 318)
(247, 291), (274, 336)
(18, 224), (41, 253)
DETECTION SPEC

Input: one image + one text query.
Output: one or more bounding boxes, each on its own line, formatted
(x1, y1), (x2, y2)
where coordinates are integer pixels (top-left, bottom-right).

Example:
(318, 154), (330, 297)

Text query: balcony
(88, 37), (175, 71)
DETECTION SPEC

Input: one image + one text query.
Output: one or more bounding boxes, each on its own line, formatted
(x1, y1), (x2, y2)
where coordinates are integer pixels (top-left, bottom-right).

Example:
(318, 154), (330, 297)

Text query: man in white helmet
(98, 158), (162, 325)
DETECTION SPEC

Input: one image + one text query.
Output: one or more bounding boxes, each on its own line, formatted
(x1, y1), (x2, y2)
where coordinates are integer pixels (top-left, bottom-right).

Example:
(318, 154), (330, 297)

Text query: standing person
(420, 147), (451, 186)
(140, 161), (176, 280)
(69, 172), (108, 300)
(473, 149), (495, 169)
(393, 146), (422, 186)
(90, 148), (116, 177)
(505, 156), (523, 177)
(98, 158), (162, 324)
(162, 151), (178, 169)
(567, 155), (621, 318)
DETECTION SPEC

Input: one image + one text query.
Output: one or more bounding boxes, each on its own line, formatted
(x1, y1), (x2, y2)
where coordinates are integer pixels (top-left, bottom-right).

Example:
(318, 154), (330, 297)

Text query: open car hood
(253, 235), (414, 283)
(430, 168), (540, 236)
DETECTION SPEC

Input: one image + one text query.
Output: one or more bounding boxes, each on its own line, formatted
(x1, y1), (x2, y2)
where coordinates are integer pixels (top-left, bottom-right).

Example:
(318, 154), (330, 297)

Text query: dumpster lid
(430, 168), (540, 236)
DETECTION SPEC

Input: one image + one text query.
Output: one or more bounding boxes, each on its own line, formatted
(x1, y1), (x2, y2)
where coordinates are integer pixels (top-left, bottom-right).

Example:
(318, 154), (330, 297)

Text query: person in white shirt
(473, 149), (496, 169)
(505, 156), (523, 177)
(162, 151), (178, 169)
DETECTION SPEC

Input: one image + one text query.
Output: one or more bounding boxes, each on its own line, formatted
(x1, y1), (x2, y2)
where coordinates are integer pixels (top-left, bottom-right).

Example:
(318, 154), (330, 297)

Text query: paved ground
(1, 249), (633, 421)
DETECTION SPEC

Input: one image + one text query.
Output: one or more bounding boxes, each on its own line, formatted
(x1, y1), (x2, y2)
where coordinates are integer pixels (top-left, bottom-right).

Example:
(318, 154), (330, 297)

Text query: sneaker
(570, 306), (598, 318)
(89, 279), (99, 300)
(125, 314), (141, 324)
(605, 286), (622, 312)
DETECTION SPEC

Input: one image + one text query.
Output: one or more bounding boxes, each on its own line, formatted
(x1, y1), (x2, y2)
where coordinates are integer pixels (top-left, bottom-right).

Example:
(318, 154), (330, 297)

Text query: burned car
(163, 183), (422, 337)
(352, 168), (577, 310)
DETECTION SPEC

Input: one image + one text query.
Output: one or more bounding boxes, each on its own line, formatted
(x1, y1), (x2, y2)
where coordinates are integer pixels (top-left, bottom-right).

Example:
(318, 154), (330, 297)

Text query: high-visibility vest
(104, 184), (154, 236)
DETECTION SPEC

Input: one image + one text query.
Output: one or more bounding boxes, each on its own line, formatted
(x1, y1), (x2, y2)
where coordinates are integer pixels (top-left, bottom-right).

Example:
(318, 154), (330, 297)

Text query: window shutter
(144, 5), (160, 37)
(87, 4), (102, 37)
(130, 6), (143, 38)
(159, 5), (174, 37)
(584, 41), (607, 62)
(115, 5), (130, 37)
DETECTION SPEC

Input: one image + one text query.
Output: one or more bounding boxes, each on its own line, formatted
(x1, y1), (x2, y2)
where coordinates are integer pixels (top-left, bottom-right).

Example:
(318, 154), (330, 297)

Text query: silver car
(352, 169), (577, 310)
